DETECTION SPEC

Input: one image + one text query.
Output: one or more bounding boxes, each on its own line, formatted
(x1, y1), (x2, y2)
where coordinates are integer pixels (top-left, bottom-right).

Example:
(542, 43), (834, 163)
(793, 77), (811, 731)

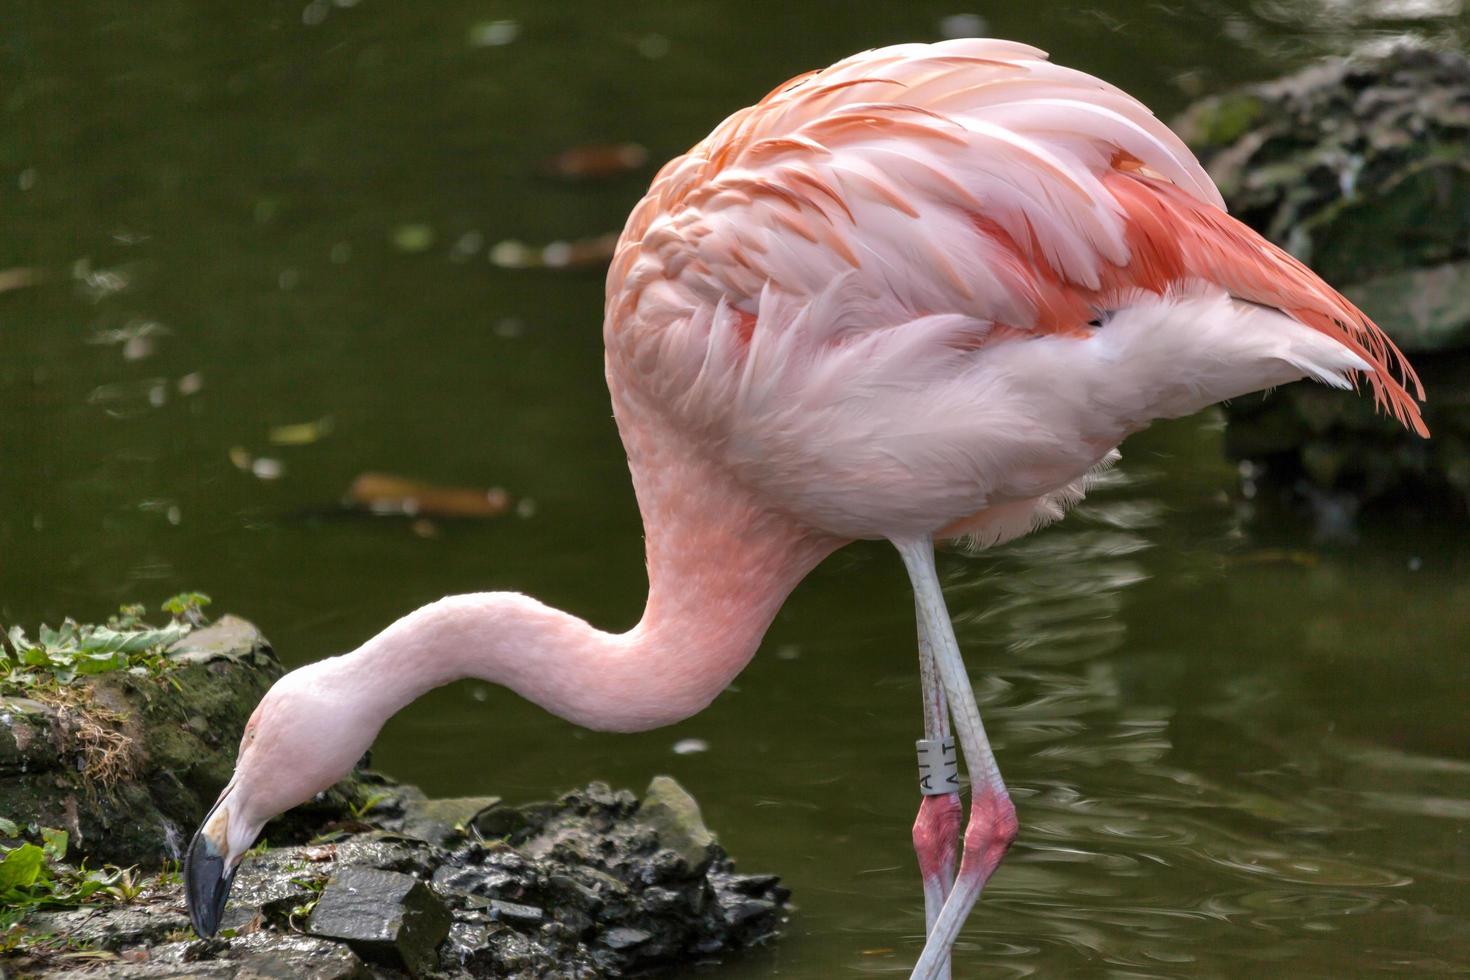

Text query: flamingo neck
(336, 414), (837, 735)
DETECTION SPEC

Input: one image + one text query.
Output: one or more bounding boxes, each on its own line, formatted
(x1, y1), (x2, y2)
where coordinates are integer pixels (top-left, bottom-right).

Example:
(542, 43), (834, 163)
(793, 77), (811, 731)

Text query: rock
(0, 616), (381, 870)
(29, 900), (192, 952)
(484, 899), (545, 926)
(384, 795), (501, 847)
(216, 844), (332, 934)
(19, 894), (369, 978)
(307, 866), (451, 976)
(0, 616), (280, 869)
(1343, 261), (1470, 354)
(165, 616), (271, 666)
(193, 933), (369, 979)
(1176, 45), (1470, 285)
(1175, 44), (1470, 519)
(637, 775), (715, 871)
(11, 778), (788, 978)
(599, 925), (651, 950)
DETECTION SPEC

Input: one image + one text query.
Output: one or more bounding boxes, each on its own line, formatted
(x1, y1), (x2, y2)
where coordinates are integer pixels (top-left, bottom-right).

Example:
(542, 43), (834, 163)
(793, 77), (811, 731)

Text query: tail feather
(1104, 172), (1428, 437)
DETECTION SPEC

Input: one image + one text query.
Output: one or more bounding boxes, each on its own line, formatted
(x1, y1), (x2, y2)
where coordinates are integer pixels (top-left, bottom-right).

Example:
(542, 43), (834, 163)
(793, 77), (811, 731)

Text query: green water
(5, 2), (1470, 975)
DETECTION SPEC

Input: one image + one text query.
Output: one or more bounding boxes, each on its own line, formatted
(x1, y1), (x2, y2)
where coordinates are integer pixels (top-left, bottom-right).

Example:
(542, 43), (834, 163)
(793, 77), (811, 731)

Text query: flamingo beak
(184, 793), (238, 937)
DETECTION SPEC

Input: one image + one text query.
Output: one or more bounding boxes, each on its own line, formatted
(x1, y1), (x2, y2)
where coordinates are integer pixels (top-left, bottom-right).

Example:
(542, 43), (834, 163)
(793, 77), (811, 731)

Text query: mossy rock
(1178, 44), (1470, 302)
(0, 616), (372, 869)
(1177, 44), (1470, 518)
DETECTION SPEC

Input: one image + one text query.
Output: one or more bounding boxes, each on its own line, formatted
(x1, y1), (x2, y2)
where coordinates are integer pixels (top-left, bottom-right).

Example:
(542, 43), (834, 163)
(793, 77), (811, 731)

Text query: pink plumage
(186, 40), (1426, 977)
(607, 38), (1422, 549)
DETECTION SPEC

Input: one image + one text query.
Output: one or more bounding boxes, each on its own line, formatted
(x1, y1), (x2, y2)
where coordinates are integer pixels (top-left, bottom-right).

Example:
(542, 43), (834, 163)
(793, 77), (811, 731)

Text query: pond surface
(5, 2), (1470, 975)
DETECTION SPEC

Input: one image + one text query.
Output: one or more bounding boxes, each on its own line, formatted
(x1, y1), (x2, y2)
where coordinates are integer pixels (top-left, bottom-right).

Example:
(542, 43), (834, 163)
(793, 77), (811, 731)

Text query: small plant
(0, 593), (210, 690)
(0, 823), (145, 944)
(160, 591), (212, 625)
(154, 859), (182, 888)
(286, 874), (327, 932)
(349, 790), (394, 821)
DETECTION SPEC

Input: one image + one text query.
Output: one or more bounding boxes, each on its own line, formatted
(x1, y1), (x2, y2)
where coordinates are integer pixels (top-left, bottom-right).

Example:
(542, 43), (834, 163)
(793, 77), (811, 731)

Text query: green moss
(1198, 93), (1265, 147)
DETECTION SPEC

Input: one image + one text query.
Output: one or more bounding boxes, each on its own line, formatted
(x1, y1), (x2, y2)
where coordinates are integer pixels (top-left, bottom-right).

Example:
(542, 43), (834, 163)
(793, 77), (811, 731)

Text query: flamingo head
(184, 657), (377, 936)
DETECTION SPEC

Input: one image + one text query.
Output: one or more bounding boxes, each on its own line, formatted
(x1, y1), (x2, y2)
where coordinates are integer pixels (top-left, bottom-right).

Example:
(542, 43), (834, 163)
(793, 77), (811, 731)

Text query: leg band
(916, 736), (959, 796)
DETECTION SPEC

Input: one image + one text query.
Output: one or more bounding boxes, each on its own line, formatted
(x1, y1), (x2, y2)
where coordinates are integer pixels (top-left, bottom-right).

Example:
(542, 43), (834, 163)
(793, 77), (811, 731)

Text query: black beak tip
(183, 827), (235, 938)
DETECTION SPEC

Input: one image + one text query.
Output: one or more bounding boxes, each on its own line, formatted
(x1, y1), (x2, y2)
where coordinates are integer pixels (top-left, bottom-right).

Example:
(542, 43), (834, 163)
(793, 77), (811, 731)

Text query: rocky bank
(0, 615), (787, 978)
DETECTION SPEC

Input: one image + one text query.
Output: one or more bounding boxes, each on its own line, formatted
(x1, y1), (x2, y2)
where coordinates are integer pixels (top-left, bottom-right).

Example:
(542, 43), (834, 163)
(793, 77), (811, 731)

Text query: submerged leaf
(391, 223), (434, 253)
(347, 472), (512, 519)
(539, 143), (648, 181)
(269, 416), (334, 446)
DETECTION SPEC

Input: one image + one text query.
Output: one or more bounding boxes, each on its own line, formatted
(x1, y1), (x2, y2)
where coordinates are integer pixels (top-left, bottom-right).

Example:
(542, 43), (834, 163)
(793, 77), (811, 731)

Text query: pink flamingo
(186, 39), (1425, 976)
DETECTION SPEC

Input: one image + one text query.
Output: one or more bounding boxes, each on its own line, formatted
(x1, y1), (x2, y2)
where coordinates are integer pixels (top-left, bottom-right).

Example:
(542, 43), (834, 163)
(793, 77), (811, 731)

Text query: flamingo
(184, 39), (1426, 976)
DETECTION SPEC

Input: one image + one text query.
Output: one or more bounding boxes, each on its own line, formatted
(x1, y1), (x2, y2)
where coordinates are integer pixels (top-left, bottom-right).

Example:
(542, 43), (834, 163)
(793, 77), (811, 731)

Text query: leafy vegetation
(349, 790), (395, 821)
(1, 593), (210, 690)
(286, 874), (327, 932)
(0, 822), (147, 952)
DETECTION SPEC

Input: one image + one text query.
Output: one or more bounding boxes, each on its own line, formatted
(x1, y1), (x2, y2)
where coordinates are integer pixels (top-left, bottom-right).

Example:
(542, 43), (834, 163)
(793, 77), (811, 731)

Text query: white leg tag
(916, 736), (959, 796)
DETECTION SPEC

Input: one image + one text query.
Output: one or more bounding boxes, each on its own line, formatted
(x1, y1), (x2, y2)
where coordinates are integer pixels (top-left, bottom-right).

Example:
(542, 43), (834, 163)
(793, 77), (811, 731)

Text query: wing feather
(606, 39), (1425, 449)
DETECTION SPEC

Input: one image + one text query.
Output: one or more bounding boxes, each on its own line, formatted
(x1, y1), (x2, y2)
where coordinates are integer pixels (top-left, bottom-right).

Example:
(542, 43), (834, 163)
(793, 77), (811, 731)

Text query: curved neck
(335, 413), (838, 735)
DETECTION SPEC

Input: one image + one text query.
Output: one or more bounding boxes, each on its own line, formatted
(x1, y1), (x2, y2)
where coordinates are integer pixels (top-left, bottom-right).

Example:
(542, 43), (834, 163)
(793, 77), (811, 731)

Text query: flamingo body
(607, 38), (1420, 547)
(186, 39), (1426, 974)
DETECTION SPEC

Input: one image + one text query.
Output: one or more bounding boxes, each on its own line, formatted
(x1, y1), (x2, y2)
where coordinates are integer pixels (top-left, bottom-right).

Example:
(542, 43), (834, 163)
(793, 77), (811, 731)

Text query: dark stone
(307, 866), (451, 976)
(19, 898), (370, 978)
(1344, 261), (1470, 354)
(486, 898), (545, 926)
(217, 845), (329, 933)
(329, 834), (440, 879)
(386, 795), (502, 847)
(636, 775), (715, 871)
(599, 925), (651, 950)
(27, 901), (191, 952)
(9, 776), (791, 978)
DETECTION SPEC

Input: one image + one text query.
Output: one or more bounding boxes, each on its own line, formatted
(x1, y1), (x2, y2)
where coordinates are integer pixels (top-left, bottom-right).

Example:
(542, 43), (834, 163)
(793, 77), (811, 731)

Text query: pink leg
(964, 785), (1019, 886)
(912, 603), (961, 978)
(913, 791), (962, 935)
(897, 537), (1019, 980)
(912, 787), (1017, 979)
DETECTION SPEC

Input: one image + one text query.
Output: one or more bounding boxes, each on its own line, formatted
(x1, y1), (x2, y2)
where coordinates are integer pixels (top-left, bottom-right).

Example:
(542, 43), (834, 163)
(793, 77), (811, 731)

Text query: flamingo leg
(895, 536), (1018, 980)
(913, 601), (961, 980)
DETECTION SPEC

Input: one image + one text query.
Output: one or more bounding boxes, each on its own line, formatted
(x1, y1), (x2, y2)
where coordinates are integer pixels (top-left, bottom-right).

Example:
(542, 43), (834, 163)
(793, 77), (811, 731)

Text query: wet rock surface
(308, 867), (451, 975)
(1175, 44), (1470, 520)
(7, 779), (787, 978)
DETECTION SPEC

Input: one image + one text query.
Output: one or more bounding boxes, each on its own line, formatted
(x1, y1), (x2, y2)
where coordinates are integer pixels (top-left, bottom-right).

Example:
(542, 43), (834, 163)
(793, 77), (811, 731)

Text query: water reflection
(880, 455), (1470, 975)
